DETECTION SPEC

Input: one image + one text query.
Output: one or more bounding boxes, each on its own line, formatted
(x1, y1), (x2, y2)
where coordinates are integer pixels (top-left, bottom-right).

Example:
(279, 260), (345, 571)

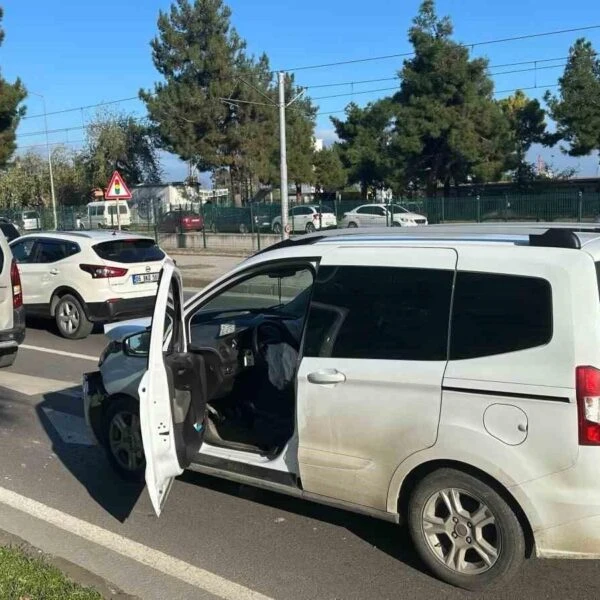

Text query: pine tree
(0, 7), (26, 168)
(391, 0), (511, 196)
(545, 38), (600, 161)
(140, 0), (246, 172)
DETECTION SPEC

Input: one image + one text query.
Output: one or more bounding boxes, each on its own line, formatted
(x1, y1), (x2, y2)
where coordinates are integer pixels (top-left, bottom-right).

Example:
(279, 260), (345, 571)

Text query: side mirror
(122, 330), (151, 358)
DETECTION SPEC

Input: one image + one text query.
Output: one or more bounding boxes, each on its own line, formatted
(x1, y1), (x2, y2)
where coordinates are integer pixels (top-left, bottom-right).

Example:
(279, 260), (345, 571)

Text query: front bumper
(86, 295), (156, 323)
(83, 371), (108, 446)
(0, 306), (26, 348)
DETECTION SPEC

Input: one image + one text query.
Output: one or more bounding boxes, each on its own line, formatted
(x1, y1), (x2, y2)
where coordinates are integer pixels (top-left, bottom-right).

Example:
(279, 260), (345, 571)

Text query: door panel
(139, 260), (207, 516)
(297, 247), (457, 510)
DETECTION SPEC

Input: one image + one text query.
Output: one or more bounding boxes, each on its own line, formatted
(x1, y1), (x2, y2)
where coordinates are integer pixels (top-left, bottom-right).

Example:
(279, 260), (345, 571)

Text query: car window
(390, 204), (410, 213)
(198, 268), (314, 316)
(93, 239), (165, 263)
(36, 239), (80, 263)
(189, 266), (314, 348)
(23, 211), (39, 219)
(108, 204), (128, 215)
(356, 206), (372, 214)
(11, 238), (37, 263)
(304, 265), (454, 360)
(450, 272), (553, 360)
(0, 223), (20, 243)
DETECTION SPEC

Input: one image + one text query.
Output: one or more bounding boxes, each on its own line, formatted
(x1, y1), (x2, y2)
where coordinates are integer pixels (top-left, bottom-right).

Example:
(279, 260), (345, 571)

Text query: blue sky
(3, 0), (600, 182)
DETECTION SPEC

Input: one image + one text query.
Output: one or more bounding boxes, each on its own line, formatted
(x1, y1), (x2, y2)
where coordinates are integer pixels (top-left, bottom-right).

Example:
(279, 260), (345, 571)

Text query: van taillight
(576, 366), (600, 445)
(11, 259), (22, 309)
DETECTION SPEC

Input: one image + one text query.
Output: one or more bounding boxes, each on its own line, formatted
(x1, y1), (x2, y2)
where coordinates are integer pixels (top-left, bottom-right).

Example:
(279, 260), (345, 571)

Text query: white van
(85, 223), (600, 590)
(87, 201), (131, 229)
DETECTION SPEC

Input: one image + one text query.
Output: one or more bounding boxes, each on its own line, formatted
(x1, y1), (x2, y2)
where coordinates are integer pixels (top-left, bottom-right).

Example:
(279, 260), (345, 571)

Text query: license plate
(133, 273), (159, 284)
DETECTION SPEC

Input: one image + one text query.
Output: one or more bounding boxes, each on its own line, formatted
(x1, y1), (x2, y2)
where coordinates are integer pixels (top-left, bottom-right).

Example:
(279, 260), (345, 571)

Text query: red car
(158, 211), (204, 233)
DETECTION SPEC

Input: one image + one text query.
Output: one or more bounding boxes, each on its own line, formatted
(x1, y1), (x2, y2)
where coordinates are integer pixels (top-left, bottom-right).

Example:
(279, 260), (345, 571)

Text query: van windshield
(93, 239), (165, 263)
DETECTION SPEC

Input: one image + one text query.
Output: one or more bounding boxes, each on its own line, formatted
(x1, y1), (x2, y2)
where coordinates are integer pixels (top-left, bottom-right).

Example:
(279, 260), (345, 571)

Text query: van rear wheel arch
(397, 459), (535, 560)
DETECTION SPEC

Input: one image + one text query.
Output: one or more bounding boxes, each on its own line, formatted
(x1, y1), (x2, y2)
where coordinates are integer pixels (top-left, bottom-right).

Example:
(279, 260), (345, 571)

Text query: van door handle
(49, 268), (59, 275)
(307, 369), (346, 385)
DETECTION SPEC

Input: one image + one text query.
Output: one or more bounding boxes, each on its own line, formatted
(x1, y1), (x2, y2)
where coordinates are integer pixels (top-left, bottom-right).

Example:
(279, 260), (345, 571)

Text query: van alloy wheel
(408, 468), (525, 590)
(421, 487), (500, 575)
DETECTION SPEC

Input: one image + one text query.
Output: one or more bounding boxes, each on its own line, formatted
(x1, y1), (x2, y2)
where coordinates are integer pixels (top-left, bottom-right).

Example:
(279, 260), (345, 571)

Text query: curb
(0, 528), (139, 600)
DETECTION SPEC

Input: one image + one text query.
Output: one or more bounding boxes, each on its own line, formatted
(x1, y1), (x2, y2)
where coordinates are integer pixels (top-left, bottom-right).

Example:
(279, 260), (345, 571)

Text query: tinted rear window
(450, 272), (553, 360)
(23, 211), (38, 219)
(93, 239), (165, 263)
(304, 265), (454, 361)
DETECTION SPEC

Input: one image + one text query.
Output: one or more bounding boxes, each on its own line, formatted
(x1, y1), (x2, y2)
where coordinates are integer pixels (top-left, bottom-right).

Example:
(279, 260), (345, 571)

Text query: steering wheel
(252, 317), (299, 365)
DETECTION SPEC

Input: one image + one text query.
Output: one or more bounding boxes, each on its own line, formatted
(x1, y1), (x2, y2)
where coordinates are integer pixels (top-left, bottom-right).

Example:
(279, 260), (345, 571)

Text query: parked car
(10, 231), (166, 339)
(0, 226), (25, 367)
(0, 221), (21, 243)
(272, 204), (337, 234)
(340, 203), (428, 228)
(20, 210), (41, 231)
(206, 205), (272, 234)
(84, 223), (600, 590)
(87, 201), (132, 229)
(158, 211), (204, 233)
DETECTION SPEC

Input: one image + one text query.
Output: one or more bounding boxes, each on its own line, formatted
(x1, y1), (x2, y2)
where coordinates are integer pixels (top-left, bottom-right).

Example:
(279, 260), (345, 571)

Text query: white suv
(85, 224), (600, 590)
(272, 204), (337, 234)
(11, 231), (166, 339)
(0, 229), (25, 366)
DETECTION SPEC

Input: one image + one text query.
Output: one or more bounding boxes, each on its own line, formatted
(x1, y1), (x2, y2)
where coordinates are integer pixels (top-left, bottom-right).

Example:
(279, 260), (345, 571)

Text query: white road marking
(0, 372), (77, 396)
(20, 344), (98, 362)
(0, 486), (275, 600)
(41, 408), (95, 446)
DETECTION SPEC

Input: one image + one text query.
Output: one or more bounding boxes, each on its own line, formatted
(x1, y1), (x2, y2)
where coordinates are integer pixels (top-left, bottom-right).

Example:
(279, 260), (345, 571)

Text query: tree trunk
(443, 177), (451, 198)
(361, 182), (368, 200)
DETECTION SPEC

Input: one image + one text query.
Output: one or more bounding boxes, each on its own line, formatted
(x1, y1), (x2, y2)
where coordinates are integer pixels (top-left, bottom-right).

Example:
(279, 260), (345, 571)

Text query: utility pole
(221, 73), (305, 241)
(31, 92), (58, 230)
(278, 71), (289, 240)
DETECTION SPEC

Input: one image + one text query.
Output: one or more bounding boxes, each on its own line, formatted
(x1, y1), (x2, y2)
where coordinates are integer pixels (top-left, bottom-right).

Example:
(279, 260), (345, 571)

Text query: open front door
(139, 259), (208, 516)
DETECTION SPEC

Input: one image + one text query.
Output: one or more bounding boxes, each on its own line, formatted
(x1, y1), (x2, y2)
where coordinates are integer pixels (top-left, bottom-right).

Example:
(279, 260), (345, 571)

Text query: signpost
(104, 170), (132, 230)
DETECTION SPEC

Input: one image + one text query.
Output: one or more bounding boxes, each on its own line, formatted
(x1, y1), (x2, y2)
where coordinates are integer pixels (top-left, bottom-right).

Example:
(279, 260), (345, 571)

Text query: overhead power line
(305, 60), (567, 90)
(20, 53), (570, 124)
(22, 96), (140, 121)
(311, 83), (561, 117)
(279, 24), (600, 71)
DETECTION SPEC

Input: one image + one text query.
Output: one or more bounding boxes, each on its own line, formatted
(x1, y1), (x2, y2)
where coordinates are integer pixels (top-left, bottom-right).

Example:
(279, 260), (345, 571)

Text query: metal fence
(2, 190), (600, 251)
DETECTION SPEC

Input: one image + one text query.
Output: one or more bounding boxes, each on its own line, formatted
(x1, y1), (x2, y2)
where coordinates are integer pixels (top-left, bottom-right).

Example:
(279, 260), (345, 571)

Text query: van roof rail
(529, 229), (581, 250)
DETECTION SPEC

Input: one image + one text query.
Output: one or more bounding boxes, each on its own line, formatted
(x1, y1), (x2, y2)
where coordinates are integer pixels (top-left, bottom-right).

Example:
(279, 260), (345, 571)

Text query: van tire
(55, 294), (94, 339)
(0, 349), (17, 368)
(407, 468), (525, 590)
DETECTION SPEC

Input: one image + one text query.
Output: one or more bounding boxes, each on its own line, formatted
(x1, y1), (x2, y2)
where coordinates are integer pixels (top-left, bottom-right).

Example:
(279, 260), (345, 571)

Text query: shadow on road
(35, 387), (143, 523)
(178, 469), (425, 571)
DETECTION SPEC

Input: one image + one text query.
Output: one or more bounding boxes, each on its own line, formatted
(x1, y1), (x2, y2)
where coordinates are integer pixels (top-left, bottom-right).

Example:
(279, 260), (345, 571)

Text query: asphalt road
(0, 316), (599, 600)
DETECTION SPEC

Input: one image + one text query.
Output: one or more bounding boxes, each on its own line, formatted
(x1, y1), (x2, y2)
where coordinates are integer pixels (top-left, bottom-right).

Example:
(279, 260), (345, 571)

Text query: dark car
(206, 205), (273, 234)
(158, 211), (204, 233)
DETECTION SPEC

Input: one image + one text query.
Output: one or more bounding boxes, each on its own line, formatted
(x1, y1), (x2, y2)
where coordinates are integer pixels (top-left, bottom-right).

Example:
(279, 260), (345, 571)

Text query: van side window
(450, 272), (552, 360)
(303, 266), (454, 361)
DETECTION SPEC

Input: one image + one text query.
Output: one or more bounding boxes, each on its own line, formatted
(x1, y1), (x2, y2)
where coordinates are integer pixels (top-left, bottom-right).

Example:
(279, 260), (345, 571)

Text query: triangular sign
(105, 170), (132, 200)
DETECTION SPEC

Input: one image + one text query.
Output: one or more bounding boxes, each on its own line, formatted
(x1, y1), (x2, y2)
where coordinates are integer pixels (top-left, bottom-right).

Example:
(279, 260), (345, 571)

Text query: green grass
(0, 547), (103, 600)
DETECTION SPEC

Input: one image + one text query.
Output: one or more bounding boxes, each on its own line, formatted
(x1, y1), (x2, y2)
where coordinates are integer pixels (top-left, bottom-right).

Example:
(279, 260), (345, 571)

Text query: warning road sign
(105, 170), (132, 200)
